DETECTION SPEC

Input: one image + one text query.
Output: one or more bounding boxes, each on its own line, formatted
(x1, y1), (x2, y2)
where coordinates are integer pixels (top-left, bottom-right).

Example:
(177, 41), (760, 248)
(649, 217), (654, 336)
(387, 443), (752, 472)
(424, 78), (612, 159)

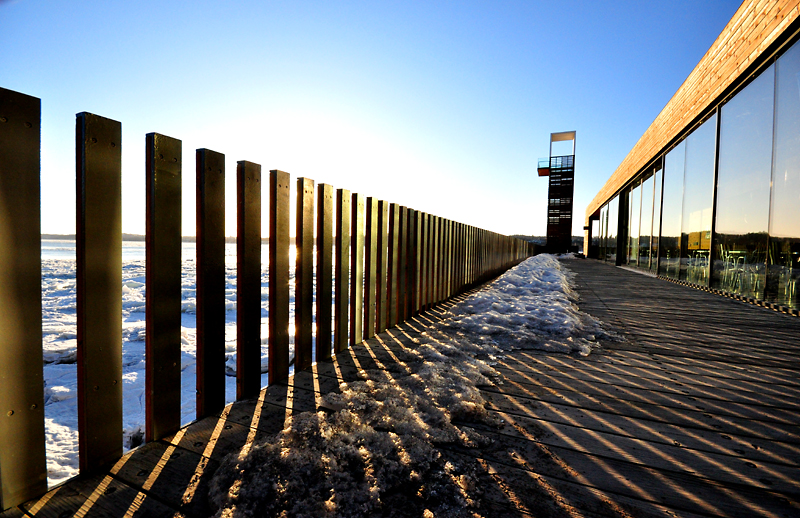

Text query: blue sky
(1, 0), (741, 237)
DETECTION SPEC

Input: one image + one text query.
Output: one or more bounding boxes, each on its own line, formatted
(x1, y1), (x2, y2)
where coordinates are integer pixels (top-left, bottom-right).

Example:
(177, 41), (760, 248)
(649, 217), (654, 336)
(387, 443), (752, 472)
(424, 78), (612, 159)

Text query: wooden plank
(410, 209), (421, 314)
(376, 200), (389, 333)
(20, 472), (179, 517)
(236, 161), (262, 400)
(76, 112), (123, 471)
(195, 148), (226, 420)
(364, 197), (378, 339)
(145, 132), (182, 442)
(295, 177), (314, 371)
(350, 193), (365, 345)
(0, 87), (47, 509)
(316, 183), (334, 362)
(269, 170), (291, 383)
(334, 189), (351, 353)
(387, 203), (400, 328)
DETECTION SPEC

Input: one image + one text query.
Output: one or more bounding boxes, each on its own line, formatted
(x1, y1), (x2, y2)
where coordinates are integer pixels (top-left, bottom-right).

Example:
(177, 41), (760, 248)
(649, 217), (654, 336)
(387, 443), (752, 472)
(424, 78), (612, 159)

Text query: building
(585, 0), (800, 312)
(539, 131), (576, 253)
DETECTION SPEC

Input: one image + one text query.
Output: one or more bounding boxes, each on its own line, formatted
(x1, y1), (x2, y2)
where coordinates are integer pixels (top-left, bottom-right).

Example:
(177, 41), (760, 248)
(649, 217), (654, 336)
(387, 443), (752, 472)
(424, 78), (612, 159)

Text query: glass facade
(627, 182), (641, 265)
(680, 113), (716, 285)
(649, 165), (663, 273)
(595, 37), (800, 310)
(606, 196), (619, 263)
(713, 66), (774, 298)
(769, 42), (800, 308)
(660, 142), (685, 279)
(639, 173), (654, 269)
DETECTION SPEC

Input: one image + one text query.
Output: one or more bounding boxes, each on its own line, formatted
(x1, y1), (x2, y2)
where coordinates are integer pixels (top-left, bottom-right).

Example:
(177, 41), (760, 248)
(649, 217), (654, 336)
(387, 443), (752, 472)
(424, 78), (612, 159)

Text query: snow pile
(208, 255), (606, 517)
(439, 254), (604, 356)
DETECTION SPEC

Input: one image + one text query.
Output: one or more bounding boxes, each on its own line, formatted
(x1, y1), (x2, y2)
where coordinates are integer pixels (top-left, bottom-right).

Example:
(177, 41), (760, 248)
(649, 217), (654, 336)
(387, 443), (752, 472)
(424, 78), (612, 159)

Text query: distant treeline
(42, 234), (280, 244)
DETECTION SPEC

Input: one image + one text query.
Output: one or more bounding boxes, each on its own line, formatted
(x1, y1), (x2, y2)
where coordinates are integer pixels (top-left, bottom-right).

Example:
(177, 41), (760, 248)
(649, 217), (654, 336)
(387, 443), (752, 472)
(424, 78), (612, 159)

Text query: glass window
(660, 142), (685, 279)
(606, 195), (619, 263)
(769, 41), (800, 309)
(627, 182), (641, 265)
(713, 65), (774, 298)
(639, 174), (654, 269)
(599, 204), (608, 261)
(680, 113), (717, 285)
(651, 164), (663, 273)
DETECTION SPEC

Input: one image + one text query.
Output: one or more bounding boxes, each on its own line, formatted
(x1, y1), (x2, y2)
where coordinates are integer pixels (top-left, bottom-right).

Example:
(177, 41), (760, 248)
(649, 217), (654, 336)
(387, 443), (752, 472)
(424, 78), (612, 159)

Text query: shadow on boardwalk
(5, 259), (800, 517)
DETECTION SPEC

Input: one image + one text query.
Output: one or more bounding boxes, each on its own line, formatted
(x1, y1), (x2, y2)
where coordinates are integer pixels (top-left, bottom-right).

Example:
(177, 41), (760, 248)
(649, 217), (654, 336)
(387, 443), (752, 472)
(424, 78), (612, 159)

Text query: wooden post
(269, 170), (291, 384)
(397, 206), (408, 323)
(77, 112), (123, 471)
(376, 200), (389, 333)
(334, 189), (351, 352)
(0, 87), (47, 508)
(196, 148), (225, 419)
(350, 193), (365, 344)
(386, 203), (399, 328)
(295, 177), (314, 371)
(420, 213), (428, 311)
(364, 197), (378, 339)
(237, 161), (261, 400)
(412, 210), (422, 314)
(316, 184), (334, 361)
(145, 132), (182, 442)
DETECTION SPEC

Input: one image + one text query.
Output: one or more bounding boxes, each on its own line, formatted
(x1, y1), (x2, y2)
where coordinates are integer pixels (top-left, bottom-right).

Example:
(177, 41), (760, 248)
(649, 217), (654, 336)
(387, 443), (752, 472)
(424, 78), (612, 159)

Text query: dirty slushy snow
(208, 254), (607, 517)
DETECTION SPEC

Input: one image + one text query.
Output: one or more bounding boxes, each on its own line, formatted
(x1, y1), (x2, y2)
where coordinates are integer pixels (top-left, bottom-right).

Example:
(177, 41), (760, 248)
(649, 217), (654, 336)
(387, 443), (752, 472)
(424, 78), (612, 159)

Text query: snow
(207, 254), (609, 517)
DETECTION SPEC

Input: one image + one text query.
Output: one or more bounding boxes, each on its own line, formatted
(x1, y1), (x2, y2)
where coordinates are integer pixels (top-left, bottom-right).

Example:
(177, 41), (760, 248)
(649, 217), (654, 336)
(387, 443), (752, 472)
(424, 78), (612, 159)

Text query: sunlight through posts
(236, 161), (261, 400)
(145, 132), (182, 442)
(350, 193), (365, 345)
(316, 183), (334, 362)
(334, 189), (350, 353)
(196, 148), (226, 420)
(295, 177), (314, 371)
(0, 87), (47, 509)
(76, 112), (123, 471)
(269, 170), (291, 384)
(364, 197), (378, 339)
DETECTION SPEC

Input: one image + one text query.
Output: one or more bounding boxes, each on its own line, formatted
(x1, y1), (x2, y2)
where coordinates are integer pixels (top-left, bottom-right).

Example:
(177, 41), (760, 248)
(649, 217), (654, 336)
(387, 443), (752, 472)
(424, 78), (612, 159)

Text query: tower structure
(538, 131), (575, 253)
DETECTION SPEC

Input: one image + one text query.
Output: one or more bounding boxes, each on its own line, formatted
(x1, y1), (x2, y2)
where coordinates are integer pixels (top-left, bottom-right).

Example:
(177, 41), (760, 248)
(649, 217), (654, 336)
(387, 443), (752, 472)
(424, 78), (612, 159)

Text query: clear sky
(1, 0), (741, 237)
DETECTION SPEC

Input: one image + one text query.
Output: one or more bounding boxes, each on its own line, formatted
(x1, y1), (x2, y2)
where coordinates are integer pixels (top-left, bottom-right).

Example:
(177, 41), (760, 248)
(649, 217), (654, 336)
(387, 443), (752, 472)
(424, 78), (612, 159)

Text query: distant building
(585, 0), (800, 312)
(538, 131), (576, 253)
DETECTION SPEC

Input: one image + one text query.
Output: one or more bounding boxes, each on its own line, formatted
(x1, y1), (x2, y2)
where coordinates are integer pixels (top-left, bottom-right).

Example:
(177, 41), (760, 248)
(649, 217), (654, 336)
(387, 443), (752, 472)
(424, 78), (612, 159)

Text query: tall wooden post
(350, 193), (366, 344)
(76, 112), (123, 470)
(145, 132), (182, 442)
(334, 189), (351, 353)
(237, 161), (262, 400)
(269, 170), (291, 384)
(295, 177), (314, 371)
(196, 148), (225, 419)
(316, 184), (334, 361)
(0, 88), (47, 508)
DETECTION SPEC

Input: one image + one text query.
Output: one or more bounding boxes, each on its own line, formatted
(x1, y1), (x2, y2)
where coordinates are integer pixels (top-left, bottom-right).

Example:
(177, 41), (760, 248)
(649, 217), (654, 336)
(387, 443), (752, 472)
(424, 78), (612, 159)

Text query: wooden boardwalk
(4, 259), (800, 517)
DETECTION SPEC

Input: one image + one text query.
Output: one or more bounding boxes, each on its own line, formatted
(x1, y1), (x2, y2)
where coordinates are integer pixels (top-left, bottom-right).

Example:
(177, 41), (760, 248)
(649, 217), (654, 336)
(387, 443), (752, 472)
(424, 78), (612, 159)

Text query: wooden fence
(0, 86), (535, 510)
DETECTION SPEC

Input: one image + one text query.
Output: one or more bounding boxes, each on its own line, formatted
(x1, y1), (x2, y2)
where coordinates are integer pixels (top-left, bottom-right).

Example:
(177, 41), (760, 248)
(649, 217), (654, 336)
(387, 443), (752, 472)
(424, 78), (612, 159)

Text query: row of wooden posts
(0, 86), (535, 509)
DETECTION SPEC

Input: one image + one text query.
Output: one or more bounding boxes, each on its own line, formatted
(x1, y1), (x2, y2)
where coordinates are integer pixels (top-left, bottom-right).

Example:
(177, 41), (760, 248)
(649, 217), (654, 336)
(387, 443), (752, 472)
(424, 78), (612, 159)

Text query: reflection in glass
(680, 114), (716, 285)
(606, 196), (619, 263)
(639, 174), (654, 269)
(713, 66), (774, 298)
(660, 142), (685, 279)
(650, 165), (663, 273)
(769, 41), (800, 309)
(627, 183), (641, 265)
